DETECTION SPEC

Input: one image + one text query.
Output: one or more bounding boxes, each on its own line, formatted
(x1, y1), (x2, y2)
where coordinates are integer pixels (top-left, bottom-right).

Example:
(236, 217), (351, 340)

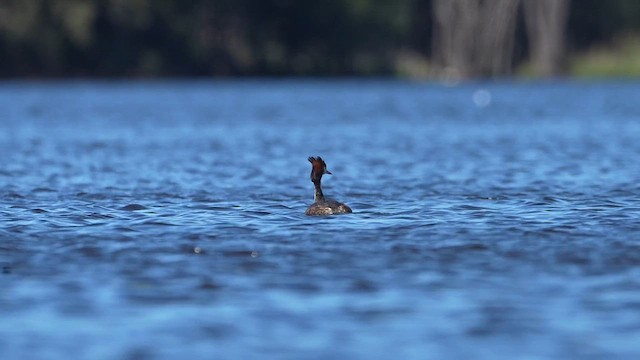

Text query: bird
(305, 156), (352, 216)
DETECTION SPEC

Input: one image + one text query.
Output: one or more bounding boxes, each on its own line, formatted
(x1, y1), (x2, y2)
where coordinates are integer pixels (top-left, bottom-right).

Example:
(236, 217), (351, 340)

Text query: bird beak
(324, 169), (332, 175)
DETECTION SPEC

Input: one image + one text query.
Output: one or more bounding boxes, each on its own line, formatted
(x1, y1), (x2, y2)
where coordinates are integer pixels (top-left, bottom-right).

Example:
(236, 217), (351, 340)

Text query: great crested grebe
(305, 156), (352, 216)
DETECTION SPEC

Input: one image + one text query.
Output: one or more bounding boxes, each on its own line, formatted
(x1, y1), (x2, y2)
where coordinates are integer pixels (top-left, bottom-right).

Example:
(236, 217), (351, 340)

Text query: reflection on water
(1, 80), (640, 359)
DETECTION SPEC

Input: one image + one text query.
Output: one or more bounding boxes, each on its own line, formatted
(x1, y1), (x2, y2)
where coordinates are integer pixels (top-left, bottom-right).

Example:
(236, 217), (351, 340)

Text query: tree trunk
(432, 0), (520, 80)
(523, 0), (570, 77)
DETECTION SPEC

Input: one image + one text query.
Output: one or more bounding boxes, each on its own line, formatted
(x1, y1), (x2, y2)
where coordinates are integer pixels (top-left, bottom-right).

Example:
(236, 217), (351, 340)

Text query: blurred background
(2, 0), (640, 79)
(0, 0), (640, 79)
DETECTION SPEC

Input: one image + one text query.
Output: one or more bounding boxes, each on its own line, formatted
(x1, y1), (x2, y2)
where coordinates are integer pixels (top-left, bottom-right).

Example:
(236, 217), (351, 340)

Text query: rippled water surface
(2, 80), (640, 359)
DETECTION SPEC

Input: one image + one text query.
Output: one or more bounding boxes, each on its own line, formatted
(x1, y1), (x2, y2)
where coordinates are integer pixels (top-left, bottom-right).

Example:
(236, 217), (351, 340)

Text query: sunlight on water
(1, 80), (640, 359)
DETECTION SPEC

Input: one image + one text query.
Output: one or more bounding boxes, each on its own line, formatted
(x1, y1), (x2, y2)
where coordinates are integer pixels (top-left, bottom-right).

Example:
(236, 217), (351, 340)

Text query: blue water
(2, 80), (640, 359)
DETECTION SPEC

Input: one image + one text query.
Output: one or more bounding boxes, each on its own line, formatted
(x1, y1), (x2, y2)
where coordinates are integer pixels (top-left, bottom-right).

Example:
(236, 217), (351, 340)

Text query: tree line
(1, 0), (640, 78)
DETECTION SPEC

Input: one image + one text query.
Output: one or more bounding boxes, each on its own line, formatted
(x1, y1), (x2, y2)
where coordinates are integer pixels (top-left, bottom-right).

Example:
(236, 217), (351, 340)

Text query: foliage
(1, 0), (640, 77)
(570, 35), (640, 77)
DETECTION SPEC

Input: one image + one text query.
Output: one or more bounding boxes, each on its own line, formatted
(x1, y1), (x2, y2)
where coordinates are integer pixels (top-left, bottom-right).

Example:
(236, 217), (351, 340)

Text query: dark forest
(2, 0), (640, 78)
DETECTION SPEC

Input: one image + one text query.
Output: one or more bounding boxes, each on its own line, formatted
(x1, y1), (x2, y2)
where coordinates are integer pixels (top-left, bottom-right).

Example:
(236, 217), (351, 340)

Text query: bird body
(305, 199), (352, 216)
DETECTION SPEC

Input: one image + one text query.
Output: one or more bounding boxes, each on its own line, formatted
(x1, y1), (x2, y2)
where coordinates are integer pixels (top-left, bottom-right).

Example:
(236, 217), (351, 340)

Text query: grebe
(305, 156), (352, 216)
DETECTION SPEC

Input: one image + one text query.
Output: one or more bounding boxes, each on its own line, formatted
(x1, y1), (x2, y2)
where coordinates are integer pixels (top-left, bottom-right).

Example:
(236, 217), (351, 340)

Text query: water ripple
(2, 81), (640, 359)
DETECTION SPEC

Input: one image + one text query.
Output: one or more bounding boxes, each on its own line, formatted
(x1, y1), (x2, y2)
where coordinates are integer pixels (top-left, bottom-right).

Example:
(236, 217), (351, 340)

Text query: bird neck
(313, 179), (325, 202)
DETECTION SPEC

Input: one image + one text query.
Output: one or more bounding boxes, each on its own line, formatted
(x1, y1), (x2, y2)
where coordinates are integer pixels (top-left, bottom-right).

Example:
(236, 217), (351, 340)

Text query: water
(2, 80), (640, 359)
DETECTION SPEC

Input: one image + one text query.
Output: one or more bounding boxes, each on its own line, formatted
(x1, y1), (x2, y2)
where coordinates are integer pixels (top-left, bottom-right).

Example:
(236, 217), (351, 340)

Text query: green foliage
(570, 35), (640, 77)
(0, 0), (425, 77)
